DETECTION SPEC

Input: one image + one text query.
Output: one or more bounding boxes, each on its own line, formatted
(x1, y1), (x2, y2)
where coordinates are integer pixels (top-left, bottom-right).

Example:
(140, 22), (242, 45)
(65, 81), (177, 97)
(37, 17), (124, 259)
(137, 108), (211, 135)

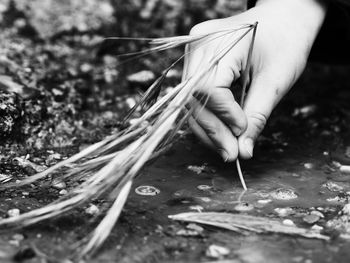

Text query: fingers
(189, 98), (239, 162)
(238, 72), (289, 159)
(195, 88), (247, 136)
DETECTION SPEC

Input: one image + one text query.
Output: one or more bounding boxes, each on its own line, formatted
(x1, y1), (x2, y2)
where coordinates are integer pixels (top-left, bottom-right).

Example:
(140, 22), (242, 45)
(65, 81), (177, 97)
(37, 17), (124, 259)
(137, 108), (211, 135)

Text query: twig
(235, 22), (258, 191)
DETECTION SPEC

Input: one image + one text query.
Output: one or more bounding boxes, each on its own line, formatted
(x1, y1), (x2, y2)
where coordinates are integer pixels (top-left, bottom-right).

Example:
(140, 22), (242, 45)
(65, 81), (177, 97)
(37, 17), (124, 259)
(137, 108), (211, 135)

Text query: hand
(183, 0), (327, 162)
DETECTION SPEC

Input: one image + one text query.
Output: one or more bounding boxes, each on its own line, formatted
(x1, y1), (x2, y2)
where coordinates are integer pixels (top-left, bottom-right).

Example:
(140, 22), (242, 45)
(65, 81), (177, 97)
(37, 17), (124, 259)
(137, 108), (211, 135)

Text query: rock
(197, 185), (212, 191)
(85, 204), (99, 215)
(342, 204), (350, 215)
(52, 179), (66, 190)
(127, 70), (155, 85)
(340, 165), (350, 175)
(12, 234), (24, 241)
(270, 188), (298, 200)
(311, 224), (324, 231)
(304, 163), (314, 169)
(311, 210), (324, 218)
(282, 219), (295, 226)
(257, 199), (272, 204)
(59, 189), (68, 195)
(292, 105), (317, 118)
(303, 214), (320, 224)
(206, 244), (230, 259)
(274, 207), (293, 217)
(7, 208), (20, 217)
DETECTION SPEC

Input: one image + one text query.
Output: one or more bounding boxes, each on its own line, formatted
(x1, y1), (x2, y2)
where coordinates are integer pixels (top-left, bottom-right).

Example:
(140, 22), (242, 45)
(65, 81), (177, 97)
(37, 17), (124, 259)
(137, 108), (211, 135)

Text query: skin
(183, 0), (328, 162)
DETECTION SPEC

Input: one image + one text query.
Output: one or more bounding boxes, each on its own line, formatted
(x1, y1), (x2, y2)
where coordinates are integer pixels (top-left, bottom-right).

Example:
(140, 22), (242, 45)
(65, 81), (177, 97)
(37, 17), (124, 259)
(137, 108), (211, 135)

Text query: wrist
(254, 0), (328, 44)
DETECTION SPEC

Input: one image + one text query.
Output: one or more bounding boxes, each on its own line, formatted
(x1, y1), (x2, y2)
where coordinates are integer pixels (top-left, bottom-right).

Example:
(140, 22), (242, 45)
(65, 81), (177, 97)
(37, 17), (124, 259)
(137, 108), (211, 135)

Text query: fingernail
(219, 150), (230, 162)
(244, 138), (254, 158)
(231, 126), (242, 136)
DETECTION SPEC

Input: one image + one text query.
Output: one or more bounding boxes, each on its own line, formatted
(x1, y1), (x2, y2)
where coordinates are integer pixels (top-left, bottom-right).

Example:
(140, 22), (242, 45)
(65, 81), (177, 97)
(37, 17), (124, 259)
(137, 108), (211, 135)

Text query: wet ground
(1, 90), (350, 262)
(1, 1), (350, 262)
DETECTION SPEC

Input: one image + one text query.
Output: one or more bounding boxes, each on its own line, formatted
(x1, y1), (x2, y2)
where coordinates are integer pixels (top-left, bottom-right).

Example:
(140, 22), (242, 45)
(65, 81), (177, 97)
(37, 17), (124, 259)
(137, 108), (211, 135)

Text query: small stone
(187, 223), (204, 233)
(303, 214), (320, 224)
(127, 70), (155, 84)
(206, 244), (230, 258)
(7, 208), (20, 217)
(135, 185), (160, 196)
(271, 188), (298, 200)
(342, 204), (350, 215)
(197, 185), (212, 191)
(311, 224), (324, 231)
(340, 165), (350, 175)
(257, 199), (272, 204)
(12, 234), (24, 241)
(234, 202), (254, 212)
(85, 204), (99, 215)
(304, 163), (314, 169)
(282, 219), (295, 226)
(311, 210), (324, 218)
(22, 192), (29, 196)
(59, 189), (68, 195)
(274, 207), (293, 217)
(52, 179), (66, 190)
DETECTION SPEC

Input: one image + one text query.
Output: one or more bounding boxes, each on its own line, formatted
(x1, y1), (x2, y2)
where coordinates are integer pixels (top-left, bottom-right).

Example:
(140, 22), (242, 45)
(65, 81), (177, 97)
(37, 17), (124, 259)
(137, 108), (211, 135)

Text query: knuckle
(247, 112), (267, 133)
(189, 22), (208, 36)
(200, 120), (218, 137)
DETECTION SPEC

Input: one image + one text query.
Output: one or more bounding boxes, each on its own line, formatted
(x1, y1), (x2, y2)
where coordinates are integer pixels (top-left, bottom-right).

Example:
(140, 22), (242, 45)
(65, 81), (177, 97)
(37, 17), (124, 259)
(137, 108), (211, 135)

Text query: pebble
(52, 179), (66, 190)
(12, 234), (24, 241)
(234, 202), (254, 212)
(311, 224), (324, 231)
(197, 185), (212, 191)
(59, 189), (68, 195)
(303, 214), (320, 224)
(85, 204), (100, 215)
(7, 208), (20, 217)
(311, 210), (324, 218)
(282, 219), (295, 226)
(187, 223), (204, 233)
(206, 244), (230, 258)
(270, 188), (298, 200)
(340, 165), (350, 175)
(342, 204), (350, 215)
(135, 185), (160, 196)
(274, 207), (293, 217)
(304, 163), (314, 169)
(127, 70), (155, 84)
(257, 199), (272, 204)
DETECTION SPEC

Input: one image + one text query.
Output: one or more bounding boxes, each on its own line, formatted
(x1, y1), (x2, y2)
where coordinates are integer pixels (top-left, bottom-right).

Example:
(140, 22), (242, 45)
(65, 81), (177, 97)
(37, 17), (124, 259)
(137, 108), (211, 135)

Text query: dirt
(1, 0), (350, 262)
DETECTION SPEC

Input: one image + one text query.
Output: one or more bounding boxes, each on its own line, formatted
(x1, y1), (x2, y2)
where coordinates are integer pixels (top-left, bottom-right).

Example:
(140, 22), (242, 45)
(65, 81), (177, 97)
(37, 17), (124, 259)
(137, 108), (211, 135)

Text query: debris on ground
(206, 244), (230, 259)
(169, 212), (330, 240)
(135, 185), (160, 196)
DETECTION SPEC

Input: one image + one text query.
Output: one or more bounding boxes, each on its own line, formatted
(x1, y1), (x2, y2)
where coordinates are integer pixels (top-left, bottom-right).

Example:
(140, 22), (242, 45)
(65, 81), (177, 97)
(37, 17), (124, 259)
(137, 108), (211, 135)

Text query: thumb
(238, 73), (288, 159)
